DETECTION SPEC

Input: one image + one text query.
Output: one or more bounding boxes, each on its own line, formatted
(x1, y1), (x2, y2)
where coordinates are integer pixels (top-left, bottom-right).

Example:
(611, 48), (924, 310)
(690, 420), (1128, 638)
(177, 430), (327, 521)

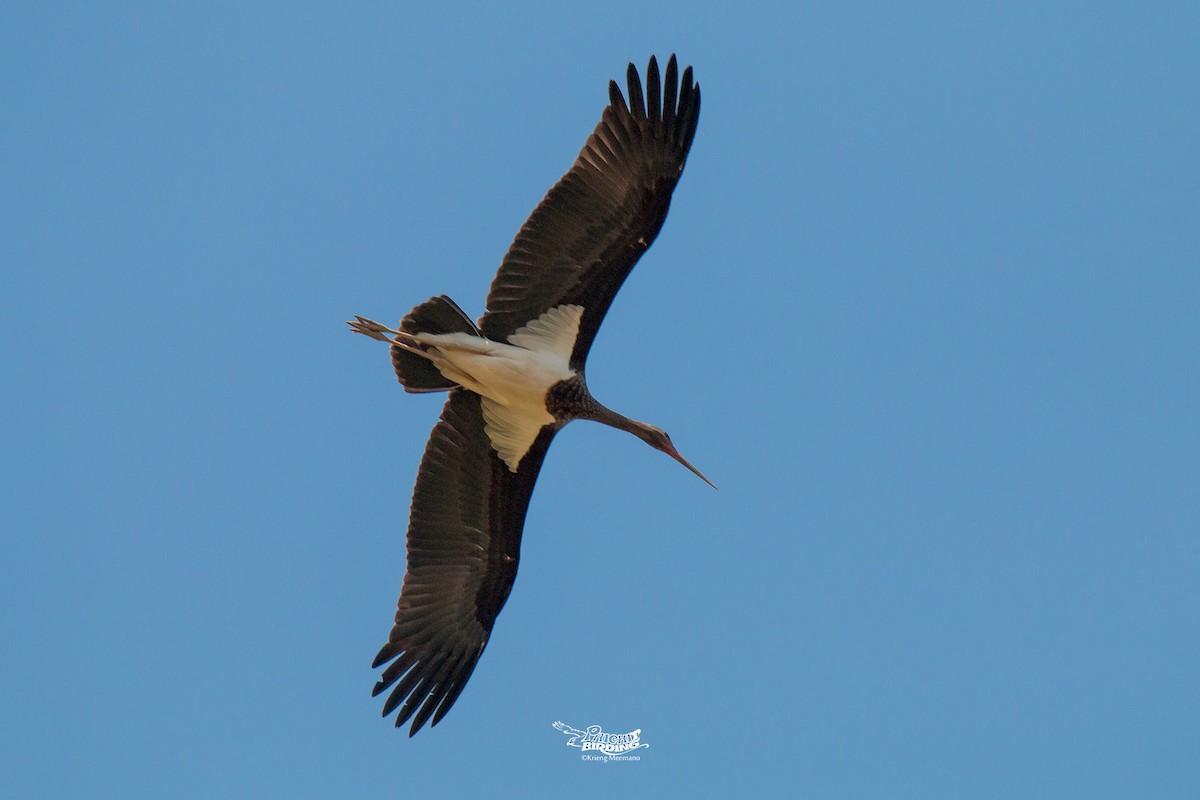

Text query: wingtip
(625, 61), (645, 118)
(608, 78), (626, 110)
(406, 713), (434, 736)
(371, 642), (397, 669)
(381, 688), (405, 716)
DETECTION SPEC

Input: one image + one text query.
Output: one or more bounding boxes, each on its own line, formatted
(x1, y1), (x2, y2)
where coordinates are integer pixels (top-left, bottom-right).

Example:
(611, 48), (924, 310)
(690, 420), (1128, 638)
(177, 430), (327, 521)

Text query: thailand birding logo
(552, 721), (649, 761)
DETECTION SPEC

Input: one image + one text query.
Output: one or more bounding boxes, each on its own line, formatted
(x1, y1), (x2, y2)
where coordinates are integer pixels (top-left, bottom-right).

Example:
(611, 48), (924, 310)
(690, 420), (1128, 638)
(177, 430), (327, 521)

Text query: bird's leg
(348, 316), (431, 362)
(348, 315), (403, 342)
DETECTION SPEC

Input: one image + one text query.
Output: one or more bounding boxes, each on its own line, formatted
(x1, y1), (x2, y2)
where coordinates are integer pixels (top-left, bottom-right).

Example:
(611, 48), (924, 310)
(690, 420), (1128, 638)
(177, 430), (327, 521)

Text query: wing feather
(479, 54), (701, 368)
(372, 390), (558, 735)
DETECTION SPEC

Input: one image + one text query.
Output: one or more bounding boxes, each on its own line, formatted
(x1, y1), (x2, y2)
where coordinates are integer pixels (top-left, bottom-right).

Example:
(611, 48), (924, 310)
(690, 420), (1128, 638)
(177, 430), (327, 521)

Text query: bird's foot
(348, 315), (402, 342)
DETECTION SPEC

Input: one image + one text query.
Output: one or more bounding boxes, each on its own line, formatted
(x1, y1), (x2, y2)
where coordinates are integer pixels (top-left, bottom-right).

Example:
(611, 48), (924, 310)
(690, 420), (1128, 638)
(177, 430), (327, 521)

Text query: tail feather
(391, 295), (481, 393)
(401, 295), (479, 336)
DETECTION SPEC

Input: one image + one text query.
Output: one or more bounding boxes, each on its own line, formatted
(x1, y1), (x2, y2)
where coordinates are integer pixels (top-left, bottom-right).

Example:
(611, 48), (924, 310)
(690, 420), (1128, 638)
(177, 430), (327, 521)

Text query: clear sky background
(3, 2), (1197, 797)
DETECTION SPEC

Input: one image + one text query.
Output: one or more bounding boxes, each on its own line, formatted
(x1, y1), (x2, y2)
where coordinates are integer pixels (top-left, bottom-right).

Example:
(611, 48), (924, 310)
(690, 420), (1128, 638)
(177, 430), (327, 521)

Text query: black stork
(349, 54), (709, 735)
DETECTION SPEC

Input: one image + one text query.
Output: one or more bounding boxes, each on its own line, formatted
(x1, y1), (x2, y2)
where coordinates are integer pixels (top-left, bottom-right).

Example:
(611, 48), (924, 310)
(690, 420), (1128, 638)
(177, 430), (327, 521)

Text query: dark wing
(479, 54), (700, 369)
(371, 390), (558, 735)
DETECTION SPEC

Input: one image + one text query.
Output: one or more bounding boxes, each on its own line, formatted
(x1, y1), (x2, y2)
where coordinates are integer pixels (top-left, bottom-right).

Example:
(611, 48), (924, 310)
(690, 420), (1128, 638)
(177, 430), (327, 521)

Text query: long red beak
(664, 443), (717, 489)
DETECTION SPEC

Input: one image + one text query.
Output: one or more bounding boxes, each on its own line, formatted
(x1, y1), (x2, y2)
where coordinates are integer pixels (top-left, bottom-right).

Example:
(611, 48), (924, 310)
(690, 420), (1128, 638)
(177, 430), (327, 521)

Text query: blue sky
(3, 2), (1197, 797)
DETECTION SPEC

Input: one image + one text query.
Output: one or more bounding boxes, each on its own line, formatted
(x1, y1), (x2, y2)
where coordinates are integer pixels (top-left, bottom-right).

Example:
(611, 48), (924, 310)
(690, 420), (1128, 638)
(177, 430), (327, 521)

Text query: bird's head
(632, 423), (716, 489)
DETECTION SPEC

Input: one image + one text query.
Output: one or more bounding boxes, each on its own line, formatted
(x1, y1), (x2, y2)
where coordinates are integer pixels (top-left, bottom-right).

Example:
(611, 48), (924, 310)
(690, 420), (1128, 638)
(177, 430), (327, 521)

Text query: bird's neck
(545, 375), (641, 435)
(575, 393), (651, 443)
(581, 399), (640, 434)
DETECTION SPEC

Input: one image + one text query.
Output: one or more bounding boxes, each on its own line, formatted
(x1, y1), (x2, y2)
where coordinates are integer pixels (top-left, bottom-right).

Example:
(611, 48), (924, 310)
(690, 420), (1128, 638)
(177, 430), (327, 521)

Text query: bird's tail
(391, 295), (481, 393)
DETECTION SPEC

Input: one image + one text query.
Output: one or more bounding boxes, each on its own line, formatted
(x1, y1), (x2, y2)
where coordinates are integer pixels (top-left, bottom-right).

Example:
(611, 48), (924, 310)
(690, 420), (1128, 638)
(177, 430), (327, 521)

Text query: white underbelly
(439, 340), (563, 408)
(417, 331), (571, 470)
(416, 306), (582, 472)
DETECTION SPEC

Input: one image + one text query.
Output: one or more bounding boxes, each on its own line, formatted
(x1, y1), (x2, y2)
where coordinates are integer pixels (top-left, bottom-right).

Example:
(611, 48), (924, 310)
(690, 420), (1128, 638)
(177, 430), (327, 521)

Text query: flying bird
(350, 54), (708, 735)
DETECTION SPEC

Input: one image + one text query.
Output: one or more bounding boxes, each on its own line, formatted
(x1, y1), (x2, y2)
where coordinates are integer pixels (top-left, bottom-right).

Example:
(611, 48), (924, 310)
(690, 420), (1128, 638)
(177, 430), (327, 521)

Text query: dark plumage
(479, 55), (700, 368)
(351, 55), (703, 735)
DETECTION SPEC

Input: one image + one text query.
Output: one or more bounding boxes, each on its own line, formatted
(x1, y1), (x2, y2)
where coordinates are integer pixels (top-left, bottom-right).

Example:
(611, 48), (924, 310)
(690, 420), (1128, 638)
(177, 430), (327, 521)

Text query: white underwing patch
(506, 304), (583, 361)
(481, 398), (549, 471)
(472, 304), (585, 471)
